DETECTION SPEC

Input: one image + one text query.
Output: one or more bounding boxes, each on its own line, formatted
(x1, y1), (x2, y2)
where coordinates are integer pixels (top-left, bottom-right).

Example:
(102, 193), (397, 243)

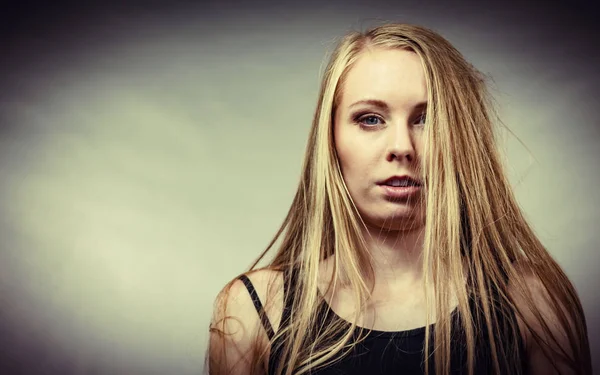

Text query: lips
(379, 184), (422, 199)
(378, 175), (423, 187)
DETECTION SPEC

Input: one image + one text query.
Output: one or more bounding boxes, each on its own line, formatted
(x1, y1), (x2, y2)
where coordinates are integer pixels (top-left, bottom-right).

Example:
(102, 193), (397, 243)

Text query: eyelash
(354, 114), (383, 128)
(353, 112), (427, 129)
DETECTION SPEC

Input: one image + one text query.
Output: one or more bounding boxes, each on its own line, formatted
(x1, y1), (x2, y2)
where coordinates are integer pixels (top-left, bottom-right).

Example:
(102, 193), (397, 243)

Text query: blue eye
(355, 114), (384, 127)
(352, 112), (426, 129)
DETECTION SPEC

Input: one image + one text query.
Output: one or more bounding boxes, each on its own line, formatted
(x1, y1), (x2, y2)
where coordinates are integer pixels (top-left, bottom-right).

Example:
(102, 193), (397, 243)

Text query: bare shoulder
(211, 268), (286, 336)
(507, 258), (587, 375)
(508, 258), (569, 344)
(241, 268), (286, 332)
(208, 268), (285, 374)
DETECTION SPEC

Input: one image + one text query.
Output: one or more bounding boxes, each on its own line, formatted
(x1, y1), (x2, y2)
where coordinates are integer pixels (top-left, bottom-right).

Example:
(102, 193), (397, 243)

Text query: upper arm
(509, 260), (588, 375)
(208, 278), (262, 375)
(208, 270), (284, 375)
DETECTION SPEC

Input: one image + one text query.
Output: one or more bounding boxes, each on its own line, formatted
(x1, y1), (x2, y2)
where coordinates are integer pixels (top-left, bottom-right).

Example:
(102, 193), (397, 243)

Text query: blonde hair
(209, 23), (591, 375)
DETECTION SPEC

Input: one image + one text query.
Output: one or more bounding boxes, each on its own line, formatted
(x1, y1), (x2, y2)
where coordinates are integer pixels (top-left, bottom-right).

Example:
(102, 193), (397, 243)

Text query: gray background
(1, 0), (598, 373)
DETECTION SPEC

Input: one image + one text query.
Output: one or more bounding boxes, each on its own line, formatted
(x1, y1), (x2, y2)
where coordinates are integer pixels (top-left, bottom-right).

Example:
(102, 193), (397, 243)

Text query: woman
(207, 23), (592, 375)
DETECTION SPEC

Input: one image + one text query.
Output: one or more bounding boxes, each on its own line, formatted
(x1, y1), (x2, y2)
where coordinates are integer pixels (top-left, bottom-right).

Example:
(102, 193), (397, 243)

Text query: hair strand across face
(209, 22), (592, 375)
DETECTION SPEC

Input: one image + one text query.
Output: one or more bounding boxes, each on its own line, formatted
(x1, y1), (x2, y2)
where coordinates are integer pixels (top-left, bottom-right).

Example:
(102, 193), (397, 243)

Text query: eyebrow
(349, 99), (428, 111)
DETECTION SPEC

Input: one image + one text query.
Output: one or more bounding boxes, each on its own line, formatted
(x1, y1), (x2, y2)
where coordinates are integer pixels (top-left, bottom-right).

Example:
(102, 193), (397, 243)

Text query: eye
(414, 112), (427, 126)
(354, 113), (384, 128)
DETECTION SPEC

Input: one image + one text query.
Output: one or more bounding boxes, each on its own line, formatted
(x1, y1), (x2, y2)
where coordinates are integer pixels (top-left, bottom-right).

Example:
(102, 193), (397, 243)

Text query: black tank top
(239, 268), (527, 375)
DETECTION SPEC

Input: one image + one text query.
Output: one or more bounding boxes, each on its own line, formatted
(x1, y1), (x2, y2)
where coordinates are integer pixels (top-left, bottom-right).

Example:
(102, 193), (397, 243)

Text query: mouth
(377, 175), (423, 187)
(376, 175), (423, 200)
(378, 184), (422, 199)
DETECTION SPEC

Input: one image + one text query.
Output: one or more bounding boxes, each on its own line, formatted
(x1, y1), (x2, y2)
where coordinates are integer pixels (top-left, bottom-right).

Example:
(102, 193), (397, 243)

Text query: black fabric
(242, 268), (527, 375)
(238, 274), (276, 340)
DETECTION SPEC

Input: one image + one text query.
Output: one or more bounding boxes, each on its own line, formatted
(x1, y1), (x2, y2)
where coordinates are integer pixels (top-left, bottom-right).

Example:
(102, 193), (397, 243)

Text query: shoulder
(507, 258), (585, 375)
(212, 268), (286, 336)
(210, 268), (286, 344)
(208, 268), (286, 374)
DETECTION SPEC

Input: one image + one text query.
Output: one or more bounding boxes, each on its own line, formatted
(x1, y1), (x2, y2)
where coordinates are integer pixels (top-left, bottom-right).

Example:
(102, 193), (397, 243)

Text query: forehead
(338, 48), (427, 109)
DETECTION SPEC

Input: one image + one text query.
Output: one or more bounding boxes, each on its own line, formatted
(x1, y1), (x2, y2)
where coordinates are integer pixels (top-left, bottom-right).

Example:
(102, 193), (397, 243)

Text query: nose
(386, 122), (416, 163)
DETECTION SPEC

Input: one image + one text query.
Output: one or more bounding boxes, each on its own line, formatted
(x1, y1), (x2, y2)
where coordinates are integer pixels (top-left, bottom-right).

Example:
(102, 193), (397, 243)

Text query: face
(334, 47), (427, 231)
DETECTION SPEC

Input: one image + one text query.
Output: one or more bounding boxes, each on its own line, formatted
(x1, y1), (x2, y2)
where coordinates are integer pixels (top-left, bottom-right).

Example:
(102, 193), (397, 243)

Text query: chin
(363, 211), (425, 232)
(376, 219), (423, 232)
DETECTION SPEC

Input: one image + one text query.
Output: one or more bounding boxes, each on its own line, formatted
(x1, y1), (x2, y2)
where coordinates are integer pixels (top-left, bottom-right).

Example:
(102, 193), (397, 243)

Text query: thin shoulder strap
(238, 274), (275, 340)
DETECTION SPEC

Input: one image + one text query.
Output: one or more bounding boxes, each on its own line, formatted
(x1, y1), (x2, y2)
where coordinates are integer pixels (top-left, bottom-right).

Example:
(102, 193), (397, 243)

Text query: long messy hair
(209, 23), (591, 375)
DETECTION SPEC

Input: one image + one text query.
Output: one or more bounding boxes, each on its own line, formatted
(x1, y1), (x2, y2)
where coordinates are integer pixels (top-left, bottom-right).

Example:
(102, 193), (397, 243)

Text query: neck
(361, 223), (428, 292)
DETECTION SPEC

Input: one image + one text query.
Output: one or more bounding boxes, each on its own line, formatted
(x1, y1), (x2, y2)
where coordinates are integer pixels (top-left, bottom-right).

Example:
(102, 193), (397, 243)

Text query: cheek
(336, 149), (354, 183)
(337, 148), (373, 193)
(335, 136), (360, 177)
(334, 123), (376, 185)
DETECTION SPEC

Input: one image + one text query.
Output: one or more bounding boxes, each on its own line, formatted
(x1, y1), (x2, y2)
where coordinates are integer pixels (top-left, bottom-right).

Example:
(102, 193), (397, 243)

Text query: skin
(329, 46), (577, 374)
(210, 46), (582, 375)
(333, 47), (430, 290)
